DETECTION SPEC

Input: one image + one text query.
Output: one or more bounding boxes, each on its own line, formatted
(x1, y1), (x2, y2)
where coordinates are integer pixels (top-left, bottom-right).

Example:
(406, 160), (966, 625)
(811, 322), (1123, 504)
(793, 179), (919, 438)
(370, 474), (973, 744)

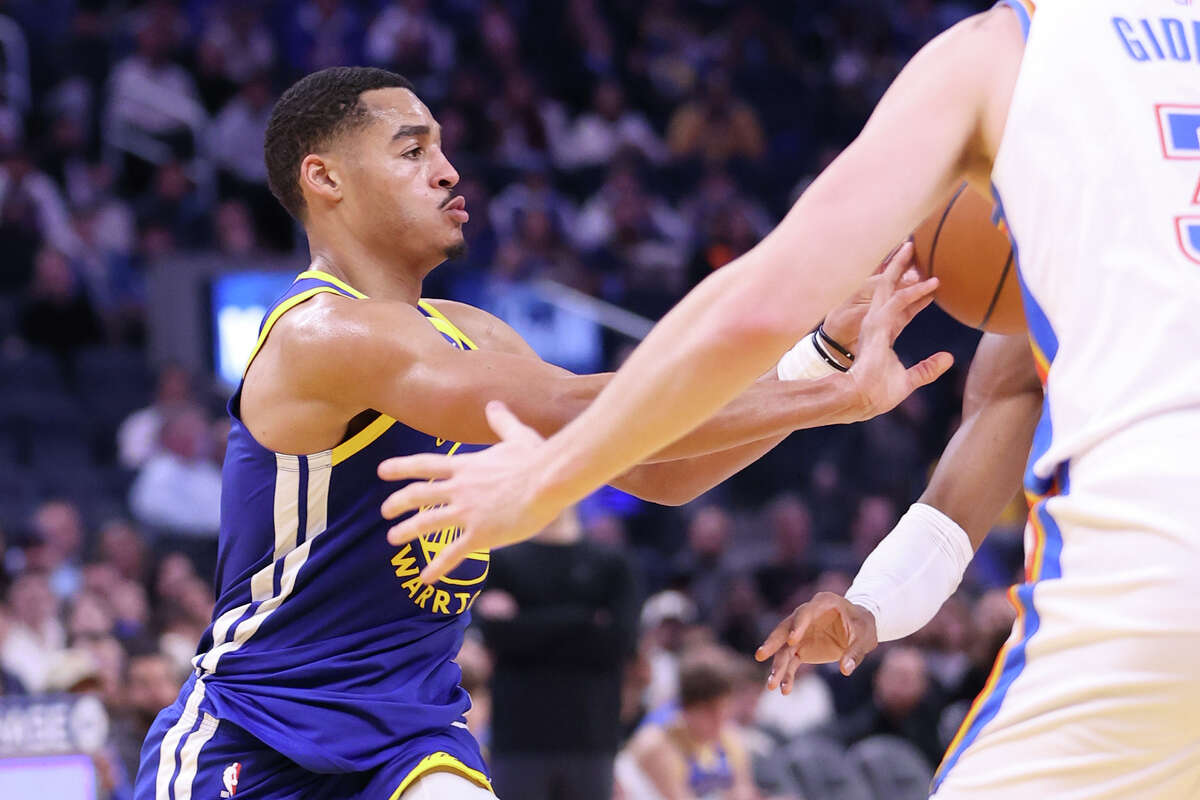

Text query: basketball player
(383, 1), (1200, 796)
(134, 67), (947, 800)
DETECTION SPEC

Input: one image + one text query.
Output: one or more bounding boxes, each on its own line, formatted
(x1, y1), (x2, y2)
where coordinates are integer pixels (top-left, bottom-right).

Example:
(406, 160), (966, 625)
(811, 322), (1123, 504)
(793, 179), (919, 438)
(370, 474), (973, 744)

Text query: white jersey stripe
(270, 453), (301, 570)
(306, 451), (332, 541)
(196, 453), (330, 674)
(172, 712), (219, 800)
(155, 678), (206, 799)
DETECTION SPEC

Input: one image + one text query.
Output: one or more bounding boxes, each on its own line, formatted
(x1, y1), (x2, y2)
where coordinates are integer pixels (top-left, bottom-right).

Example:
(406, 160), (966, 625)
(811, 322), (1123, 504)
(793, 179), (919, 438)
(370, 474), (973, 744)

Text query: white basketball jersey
(992, 0), (1200, 498)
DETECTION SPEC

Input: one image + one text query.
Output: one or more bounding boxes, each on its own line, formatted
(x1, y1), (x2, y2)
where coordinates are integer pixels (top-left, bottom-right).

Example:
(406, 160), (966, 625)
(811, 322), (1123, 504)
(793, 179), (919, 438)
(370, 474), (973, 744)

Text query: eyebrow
(392, 125), (431, 140)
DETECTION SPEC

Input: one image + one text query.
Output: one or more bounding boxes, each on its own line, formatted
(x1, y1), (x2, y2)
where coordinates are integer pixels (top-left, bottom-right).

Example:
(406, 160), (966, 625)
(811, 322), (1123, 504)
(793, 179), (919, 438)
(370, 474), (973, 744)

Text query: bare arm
(253, 294), (863, 464)
(756, 332), (1042, 690)
(628, 727), (695, 800)
(426, 300), (836, 506)
(921, 332), (1042, 547)
(372, 8), (1028, 580)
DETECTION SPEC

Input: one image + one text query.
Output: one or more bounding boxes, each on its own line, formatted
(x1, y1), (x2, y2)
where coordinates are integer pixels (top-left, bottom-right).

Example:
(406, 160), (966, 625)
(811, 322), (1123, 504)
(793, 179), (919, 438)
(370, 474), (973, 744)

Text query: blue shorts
(134, 676), (492, 800)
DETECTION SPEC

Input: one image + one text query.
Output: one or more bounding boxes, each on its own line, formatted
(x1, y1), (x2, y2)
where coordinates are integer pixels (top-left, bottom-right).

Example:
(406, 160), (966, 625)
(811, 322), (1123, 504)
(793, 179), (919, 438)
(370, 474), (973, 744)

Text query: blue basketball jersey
(189, 270), (491, 791)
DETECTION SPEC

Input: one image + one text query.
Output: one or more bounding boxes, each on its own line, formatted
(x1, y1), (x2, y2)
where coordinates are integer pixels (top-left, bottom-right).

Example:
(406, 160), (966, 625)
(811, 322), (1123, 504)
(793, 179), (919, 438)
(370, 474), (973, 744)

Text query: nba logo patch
(1177, 216), (1200, 264)
(221, 762), (241, 797)
(1156, 104), (1200, 159)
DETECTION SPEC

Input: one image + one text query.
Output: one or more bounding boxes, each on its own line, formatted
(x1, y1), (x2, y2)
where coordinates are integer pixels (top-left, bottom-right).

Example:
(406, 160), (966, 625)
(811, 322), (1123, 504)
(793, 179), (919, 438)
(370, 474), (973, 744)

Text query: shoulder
(628, 722), (674, 760)
(422, 299), (535, 357)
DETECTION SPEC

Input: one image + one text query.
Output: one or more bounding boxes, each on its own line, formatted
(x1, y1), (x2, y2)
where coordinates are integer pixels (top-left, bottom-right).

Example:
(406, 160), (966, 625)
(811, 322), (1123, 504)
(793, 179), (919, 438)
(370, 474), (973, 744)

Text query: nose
(432, 147), (459, 190)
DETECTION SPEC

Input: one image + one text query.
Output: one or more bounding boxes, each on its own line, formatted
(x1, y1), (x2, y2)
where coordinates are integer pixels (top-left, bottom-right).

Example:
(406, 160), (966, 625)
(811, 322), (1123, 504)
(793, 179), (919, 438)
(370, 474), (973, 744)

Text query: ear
(300, 153), (341, 207)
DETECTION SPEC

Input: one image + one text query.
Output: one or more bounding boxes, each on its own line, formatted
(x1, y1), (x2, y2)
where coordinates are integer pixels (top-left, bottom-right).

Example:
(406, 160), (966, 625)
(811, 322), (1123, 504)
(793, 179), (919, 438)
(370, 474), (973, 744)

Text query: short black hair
(264, 67), (416, 221)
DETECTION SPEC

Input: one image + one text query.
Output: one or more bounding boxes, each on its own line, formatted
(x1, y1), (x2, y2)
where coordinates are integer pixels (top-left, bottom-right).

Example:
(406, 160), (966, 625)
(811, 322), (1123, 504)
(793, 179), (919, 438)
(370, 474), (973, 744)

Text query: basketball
(910, 183), (1025, 334)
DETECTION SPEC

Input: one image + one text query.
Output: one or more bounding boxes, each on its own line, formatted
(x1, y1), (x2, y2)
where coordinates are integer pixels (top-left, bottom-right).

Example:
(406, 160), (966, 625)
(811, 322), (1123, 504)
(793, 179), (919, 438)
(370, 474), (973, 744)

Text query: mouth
(441, 194), (469, 224)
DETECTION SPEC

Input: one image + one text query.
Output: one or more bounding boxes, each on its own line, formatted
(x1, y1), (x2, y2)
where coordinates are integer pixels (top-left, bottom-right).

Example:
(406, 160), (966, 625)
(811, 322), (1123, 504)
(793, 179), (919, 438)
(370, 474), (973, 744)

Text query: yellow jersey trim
(418, 301), (479, 351)
(388, 752), (493, 800)
(295, 269), (368, 299)
(331, 412), (397, 466)
(243, 286), (344, 377)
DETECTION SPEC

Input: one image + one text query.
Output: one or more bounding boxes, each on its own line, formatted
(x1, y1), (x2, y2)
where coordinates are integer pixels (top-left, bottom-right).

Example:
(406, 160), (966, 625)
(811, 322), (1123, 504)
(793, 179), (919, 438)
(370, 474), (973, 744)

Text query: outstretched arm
(375, 7), (1027, 581)
(756, 333), (1042, 692)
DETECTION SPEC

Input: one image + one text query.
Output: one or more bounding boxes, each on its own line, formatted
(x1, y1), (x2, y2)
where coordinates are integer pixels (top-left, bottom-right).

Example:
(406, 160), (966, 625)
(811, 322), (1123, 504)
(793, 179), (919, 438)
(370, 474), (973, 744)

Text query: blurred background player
(476, 506), (638, 800)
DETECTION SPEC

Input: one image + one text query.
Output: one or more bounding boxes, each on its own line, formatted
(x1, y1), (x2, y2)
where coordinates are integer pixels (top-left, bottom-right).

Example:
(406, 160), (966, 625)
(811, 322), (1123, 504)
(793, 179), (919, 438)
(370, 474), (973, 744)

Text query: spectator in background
(128, 406), (221, 541)
(26, 498), (87, 599)
(0, 130), (84, 273)
(197, 3), (277, 88)
(477, 507), (639, 800)
(366, 0), (457, 103)
(17, 246), (103, 362)
(134, 160), (210, 250)
(488, 166), (576, 243)
(753, 494), (818, 614)
(210, 75), (273, 193)
(112, 643), (187, 780)
(213, 199), (260, 258)
(621, 646), (763, 800)
(849, 494), (900, 562)
(488, 70), (570, 171)
(556, 81), (667, 170)
(640, 590), (696, 712)
(284, 0), (365, 76)
(0, 605), (26, 695)
(104, 8), (206, 192)
(837, 645), (946, 768)
(573, 160), (688, 259)
(673, 505), (735, 621)
(2, 572), (64, 692)
(666, 68), (766, 165)
(117, 362), (195, 470)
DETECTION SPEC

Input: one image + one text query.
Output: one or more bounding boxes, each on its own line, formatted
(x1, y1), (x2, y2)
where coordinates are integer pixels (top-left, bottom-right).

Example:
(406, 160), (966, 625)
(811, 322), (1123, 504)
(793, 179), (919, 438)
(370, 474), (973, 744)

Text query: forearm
(613, 435), (784, 505)
(466, 361), (862, 462)
(918, 335), (1041, 547)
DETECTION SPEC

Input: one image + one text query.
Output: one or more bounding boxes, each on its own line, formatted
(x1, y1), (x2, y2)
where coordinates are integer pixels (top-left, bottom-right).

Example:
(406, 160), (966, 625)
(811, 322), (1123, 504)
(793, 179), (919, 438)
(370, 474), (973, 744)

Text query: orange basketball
(910, 183), (1025, 334)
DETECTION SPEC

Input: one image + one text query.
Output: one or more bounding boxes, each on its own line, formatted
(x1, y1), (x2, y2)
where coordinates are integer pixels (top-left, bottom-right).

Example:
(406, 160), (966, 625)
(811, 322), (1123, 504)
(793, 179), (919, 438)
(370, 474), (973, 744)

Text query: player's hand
(822, 246), (924, 354)
(846, 241), (954, 419)
(378, 401), (562, 584)
(755, 592), (879, 693)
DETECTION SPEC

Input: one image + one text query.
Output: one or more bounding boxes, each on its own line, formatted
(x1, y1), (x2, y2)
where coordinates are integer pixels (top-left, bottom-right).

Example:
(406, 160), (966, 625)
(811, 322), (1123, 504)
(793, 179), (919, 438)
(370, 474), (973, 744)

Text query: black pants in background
(489, 752), (615, 800)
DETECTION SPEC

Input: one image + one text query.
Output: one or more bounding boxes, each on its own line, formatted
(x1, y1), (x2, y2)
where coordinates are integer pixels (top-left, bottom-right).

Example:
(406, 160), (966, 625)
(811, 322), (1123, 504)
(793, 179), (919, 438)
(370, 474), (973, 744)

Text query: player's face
(340, 88), (467, 267)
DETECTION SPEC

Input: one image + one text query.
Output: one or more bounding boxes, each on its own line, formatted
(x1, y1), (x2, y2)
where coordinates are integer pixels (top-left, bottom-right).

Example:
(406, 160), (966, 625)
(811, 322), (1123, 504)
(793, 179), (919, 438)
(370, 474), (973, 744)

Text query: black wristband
(817, 323), (855, 362)
(811, 331), (850, 373)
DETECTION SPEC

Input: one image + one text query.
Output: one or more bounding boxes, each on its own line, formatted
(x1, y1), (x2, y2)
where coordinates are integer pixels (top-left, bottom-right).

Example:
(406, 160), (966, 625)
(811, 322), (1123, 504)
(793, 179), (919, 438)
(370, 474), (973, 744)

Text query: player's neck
(306, 246), (424, 305)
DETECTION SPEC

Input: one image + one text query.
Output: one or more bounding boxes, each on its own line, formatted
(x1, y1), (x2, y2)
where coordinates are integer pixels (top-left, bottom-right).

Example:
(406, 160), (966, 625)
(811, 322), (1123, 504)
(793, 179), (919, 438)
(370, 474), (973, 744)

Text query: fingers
(381, 480), (452, 520)
(906, 351), (955, 389)
(386, 505), (462, 546)
(485, 401), (542, 445)
(880, 241), (914, 287)
(767, 646), (795, 692)
(892, 276), (939, 310)
(756, 616), (794, 662)
(378, 453), (455, 482)
(419, 532), (475, 584)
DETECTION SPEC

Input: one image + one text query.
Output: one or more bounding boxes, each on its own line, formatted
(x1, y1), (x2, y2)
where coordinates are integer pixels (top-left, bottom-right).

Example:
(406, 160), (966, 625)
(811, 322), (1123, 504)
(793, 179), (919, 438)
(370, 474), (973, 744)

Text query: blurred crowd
(0, 0), (1032, 798)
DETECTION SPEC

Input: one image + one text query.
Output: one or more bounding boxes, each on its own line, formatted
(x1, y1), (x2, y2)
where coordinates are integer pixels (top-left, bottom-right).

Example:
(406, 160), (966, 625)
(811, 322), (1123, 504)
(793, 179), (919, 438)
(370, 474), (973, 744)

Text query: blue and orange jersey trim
(933, 181), (1062, 795)
(996, 0), (1034, 40)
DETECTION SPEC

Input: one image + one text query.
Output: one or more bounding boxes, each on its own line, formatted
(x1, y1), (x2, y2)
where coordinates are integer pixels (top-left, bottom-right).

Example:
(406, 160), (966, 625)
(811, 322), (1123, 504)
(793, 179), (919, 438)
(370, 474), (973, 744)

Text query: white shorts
(399, 771), (498, 800)
(932, 423), (1200, 799)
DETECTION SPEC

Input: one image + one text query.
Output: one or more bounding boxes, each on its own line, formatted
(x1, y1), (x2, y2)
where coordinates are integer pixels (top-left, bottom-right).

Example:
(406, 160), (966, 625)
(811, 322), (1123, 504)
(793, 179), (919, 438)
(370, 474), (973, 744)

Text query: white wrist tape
(844, 503), (974, 642)
(777, 333), (842, 381)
